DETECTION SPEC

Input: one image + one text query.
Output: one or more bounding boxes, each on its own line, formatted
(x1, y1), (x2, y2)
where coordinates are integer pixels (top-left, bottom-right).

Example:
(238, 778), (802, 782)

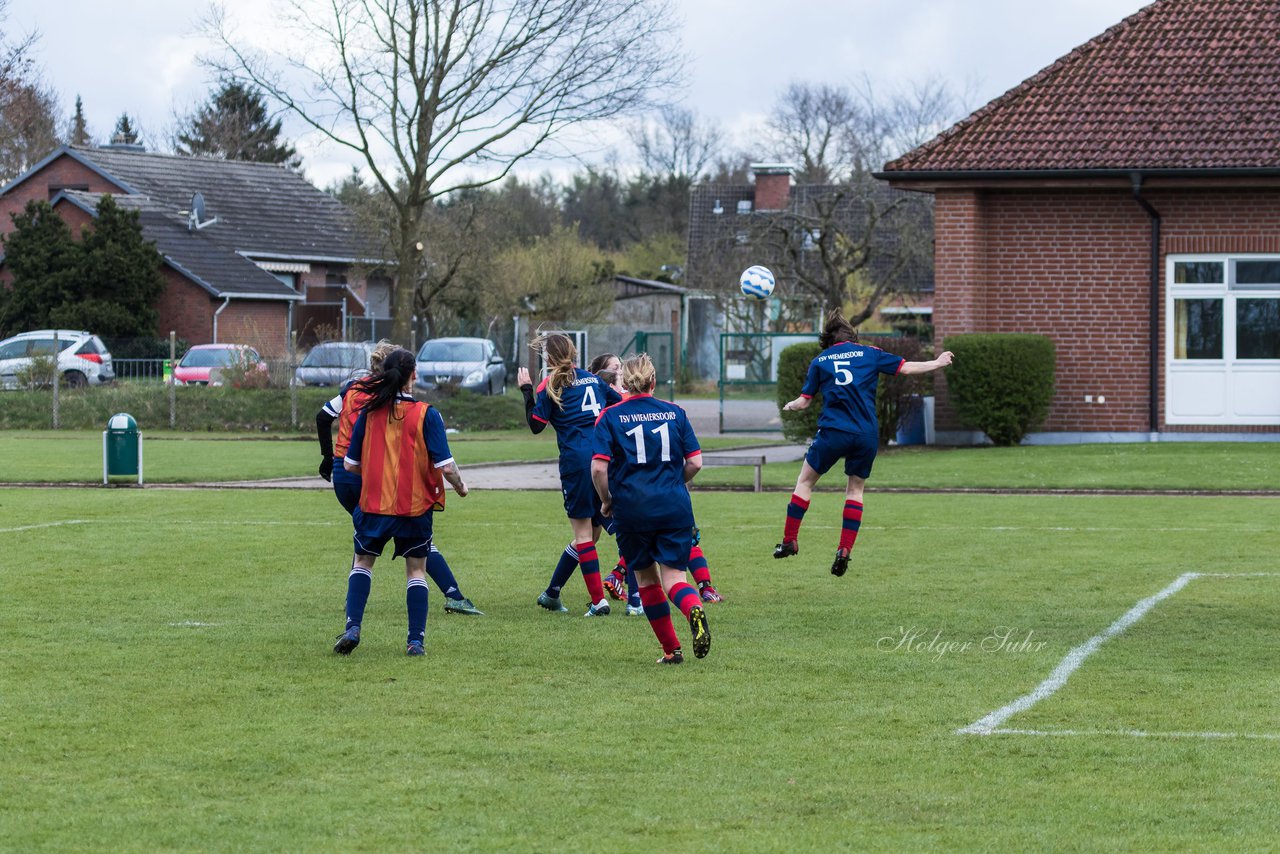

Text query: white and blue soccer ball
(739, 265), (775, 300)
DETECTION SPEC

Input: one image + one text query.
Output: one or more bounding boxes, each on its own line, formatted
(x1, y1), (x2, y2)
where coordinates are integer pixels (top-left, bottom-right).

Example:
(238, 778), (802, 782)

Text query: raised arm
(899, 351), (955, 376)
(517, 366), (548, 435)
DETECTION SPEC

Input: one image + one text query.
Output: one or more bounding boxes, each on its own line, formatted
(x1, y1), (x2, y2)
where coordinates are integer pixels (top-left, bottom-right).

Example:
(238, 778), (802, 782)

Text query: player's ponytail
(359, 347), (416, 417)
(531, 332), (578, 408)
(621, 353), (656, 396)
(820, 309), (858, 349)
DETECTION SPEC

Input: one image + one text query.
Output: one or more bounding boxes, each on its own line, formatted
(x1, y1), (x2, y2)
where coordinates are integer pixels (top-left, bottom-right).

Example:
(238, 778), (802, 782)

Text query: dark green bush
(864, 335), (933, 447)
(943, 333), (1056, 446)
(776, 341), (823, 442)
(428, 389), (526, 431)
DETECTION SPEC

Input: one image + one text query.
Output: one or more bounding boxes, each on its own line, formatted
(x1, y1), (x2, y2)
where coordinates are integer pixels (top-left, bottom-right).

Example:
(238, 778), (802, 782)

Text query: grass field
(2, 487), (1278, 850)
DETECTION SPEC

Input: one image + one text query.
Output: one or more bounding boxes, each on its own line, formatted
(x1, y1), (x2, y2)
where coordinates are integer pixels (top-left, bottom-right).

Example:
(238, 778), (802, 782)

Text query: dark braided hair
(358, 347), (417, 417)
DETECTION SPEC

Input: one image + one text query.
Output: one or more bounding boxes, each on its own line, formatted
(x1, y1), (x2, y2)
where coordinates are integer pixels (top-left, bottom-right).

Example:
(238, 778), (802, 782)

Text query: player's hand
(936, 351), (955, 367)
(517, 367), (532, 387)
(600, 497), (612, 518)
(453, 480), (469, 498)
(318, 456), (333, 481)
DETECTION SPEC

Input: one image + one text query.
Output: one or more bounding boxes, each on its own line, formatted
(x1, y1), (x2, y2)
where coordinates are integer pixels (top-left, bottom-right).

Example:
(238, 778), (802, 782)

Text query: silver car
(415, 337), (507, 395)
(0, 329), (115, 389)
(294, 341), (377, 387)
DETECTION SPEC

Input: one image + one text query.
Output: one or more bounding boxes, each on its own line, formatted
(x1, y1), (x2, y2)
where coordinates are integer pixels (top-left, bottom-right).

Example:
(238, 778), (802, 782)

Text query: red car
(173, 344), (268, 386)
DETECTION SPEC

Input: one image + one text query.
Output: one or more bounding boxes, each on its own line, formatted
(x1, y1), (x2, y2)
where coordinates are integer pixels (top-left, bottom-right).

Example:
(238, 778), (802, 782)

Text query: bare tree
(767, 82), (861, 184)
(630, 105), (722, 181)
(208, 0), (683, 344)
(0, 2), (59, 183)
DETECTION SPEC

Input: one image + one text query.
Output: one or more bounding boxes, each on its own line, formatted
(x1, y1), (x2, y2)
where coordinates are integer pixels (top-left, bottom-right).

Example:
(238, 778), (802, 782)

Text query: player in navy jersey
(335, 348), (470, 656)
(315, 341), (482, 616)
(775, 309), (953, 576)
(592, 354), (710, 664)
(517, 333), (623, 617)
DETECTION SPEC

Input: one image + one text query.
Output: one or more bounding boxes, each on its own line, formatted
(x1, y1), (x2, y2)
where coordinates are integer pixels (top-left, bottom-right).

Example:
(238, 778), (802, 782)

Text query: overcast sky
(7, 0), (1152, 186)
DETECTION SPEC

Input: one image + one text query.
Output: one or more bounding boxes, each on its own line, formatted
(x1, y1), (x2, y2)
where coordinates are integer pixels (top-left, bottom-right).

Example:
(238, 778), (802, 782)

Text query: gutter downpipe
(1130, 173), (1161, 438)
(213, 296), (232, 344)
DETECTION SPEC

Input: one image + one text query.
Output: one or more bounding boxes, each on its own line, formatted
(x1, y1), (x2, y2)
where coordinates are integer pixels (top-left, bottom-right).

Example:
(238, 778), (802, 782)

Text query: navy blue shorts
(617, 526), (693, 574)
(332, 466), (361, 515)
(805, 427), (879, 479)
(352, 508), (434, 559)
(560, 467), (604, 521)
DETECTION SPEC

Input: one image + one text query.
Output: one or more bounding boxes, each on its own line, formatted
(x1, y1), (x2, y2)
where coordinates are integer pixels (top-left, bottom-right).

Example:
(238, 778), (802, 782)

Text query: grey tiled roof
(70, 146), (369, 261)
(59, 190), (300, 299)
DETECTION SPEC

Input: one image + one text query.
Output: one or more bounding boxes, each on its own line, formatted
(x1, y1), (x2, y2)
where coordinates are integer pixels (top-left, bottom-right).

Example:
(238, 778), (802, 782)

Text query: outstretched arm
(782, 395), (812, 412)
(899, 351), (955, 375)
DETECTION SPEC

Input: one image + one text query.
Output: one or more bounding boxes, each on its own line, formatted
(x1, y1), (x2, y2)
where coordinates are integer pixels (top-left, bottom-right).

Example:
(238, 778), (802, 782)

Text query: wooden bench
(699, 454), (767, 492)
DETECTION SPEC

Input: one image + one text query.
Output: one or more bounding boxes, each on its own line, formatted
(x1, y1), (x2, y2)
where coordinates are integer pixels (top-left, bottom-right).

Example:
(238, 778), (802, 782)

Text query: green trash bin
(103, 413), (143, 484)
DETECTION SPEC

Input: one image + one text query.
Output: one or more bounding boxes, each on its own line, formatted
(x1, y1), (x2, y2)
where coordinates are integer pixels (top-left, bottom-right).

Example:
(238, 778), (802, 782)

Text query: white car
(0, 329), (116, 389)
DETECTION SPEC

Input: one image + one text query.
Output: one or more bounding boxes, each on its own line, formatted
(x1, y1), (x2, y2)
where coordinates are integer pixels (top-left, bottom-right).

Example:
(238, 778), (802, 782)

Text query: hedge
(943, 333), (1056, 446)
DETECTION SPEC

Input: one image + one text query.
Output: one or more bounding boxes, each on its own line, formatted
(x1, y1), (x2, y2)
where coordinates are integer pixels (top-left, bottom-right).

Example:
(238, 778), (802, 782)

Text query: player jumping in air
(775, 309), (953, 576)
(592, 354), (710, 664)
(517, 333), (623, 617)
(334, 348), (470, 656)
(316, 341), (482, 616)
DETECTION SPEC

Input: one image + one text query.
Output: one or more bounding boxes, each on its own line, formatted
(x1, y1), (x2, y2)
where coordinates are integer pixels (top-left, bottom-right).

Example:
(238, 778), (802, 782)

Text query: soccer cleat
(657, 648), (684, 665)
(831, 548), (850, 577)
(405, 640), (426, 656)
(688, 606), (711, 659)
(333, 625), (361, 655)
(537, 592), (569, 613)
(698, 583), (724, 603)
(444, 597), (485, 616)
(584, 599), (612, 617)
(602, 571), (627, 601)
(625, 603), (645, 616)
(773, 540), (799, 559)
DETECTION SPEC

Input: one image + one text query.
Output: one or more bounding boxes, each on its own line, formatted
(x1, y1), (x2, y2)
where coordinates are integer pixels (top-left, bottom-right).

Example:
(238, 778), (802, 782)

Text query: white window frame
(1166, 254), (1280, 426)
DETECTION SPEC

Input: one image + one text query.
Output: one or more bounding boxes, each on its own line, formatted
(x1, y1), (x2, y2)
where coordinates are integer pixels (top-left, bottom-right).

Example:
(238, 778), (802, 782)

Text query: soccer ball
(739, 265), (775, 300)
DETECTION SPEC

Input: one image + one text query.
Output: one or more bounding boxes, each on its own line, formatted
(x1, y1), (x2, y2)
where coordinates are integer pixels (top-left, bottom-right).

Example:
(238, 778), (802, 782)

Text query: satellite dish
(187, 192), (217, 231)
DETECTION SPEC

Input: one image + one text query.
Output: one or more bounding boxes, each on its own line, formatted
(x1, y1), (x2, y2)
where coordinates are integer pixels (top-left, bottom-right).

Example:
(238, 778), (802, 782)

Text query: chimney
(751, 163), (794, 211)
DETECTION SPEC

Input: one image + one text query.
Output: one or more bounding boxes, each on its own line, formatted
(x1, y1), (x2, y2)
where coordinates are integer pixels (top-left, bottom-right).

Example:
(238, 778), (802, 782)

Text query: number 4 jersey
(592, 393), (701, 531)
(532, 368), (623, 473)
(800, 343), (905, 436)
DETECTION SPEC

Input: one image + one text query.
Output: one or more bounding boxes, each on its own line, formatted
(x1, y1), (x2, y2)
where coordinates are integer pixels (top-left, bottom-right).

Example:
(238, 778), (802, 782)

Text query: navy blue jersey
(801, 343), (904, 435)
(532, 368), (622, 472)
(592, 394), (700, 530)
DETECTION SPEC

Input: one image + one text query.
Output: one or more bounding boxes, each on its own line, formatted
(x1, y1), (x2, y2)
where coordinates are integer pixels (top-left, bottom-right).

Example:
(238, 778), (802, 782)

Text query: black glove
(319, 456), (334, 482)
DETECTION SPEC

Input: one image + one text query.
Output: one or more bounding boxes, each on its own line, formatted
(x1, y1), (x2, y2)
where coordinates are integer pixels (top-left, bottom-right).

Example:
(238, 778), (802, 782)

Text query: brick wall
(0, 154), (124, 234)
(933, 185), (1280, 435)
(216, 300), (290, 358)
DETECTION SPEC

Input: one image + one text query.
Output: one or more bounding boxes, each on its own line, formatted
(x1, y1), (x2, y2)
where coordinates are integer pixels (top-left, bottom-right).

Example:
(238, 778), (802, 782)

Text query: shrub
(776, 341), (823, 442)
(943, 333), (1056, 446)
(428, 389), (526, 432)
(864, 335), (933, 447)
(15, 354), (57, 389)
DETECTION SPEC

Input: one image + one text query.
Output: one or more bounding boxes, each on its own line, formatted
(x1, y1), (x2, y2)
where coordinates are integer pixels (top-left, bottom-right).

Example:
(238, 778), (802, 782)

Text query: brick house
(881, 0), (1280, 441)
(0, 144), (382, 356)
(684, 164), (934, 379)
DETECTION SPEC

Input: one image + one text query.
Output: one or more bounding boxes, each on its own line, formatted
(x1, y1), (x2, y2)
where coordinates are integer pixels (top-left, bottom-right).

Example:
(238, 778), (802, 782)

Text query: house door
(1166, 256), (1280, 425)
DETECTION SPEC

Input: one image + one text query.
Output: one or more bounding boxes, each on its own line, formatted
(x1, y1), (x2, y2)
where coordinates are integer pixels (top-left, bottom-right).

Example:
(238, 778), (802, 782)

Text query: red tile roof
(884, 0), (1280, 173)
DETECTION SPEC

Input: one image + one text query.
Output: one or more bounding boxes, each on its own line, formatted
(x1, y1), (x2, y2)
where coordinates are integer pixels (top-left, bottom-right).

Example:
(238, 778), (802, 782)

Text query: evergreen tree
(51, 195), (164, 336)
(111, 113), (138, 145)
(176, 80), (298, 166)
(0, 200), (80, 336)
(68, 95), (91, 145)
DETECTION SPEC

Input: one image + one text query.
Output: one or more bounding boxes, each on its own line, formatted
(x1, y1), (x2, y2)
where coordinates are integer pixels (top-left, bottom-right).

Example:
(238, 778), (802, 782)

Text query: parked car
(295, 341), (376, 387)
(173, 344), (267, 386)
(415, 337), (507, 395)
(0, 329), (115, 389)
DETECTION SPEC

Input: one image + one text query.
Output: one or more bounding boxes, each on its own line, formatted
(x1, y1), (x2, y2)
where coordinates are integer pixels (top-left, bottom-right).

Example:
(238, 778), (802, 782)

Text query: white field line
(958, 572), (1280, 736)
(0, 519), (88, 533)
(991, 728), (1280, 741)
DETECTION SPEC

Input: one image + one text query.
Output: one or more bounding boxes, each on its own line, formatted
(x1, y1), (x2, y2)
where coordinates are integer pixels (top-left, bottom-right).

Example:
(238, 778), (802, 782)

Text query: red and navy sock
(783, 494), (809, 543)
(689, 545), (712, 586)
(668, 580), (700, 620)
(839, 500), (864, 554)
(545, 543), (578, 598)
(576, 541), (605, 603)
(639, 583), (680, 653)
(344, 564), (372, 630)
(406, 577), (428, 643)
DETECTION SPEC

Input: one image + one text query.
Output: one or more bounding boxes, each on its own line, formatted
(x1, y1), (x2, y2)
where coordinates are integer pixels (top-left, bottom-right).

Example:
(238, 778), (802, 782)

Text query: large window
(1167, 256), (1280, 425)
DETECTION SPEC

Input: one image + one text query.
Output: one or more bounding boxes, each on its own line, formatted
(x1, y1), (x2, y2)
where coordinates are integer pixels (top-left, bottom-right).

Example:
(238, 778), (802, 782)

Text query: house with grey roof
(0, 144), (384, 355)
